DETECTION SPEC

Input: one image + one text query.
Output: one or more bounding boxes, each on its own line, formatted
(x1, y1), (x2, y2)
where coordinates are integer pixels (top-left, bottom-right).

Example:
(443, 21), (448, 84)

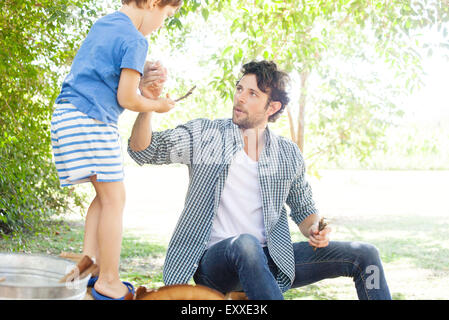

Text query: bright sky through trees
(97, 1), (448, 125)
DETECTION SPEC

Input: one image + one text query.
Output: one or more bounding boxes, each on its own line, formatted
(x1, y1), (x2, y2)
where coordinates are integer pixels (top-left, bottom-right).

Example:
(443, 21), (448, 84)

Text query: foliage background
(1, 0), (449, 237)
(0, 0), (105, 237)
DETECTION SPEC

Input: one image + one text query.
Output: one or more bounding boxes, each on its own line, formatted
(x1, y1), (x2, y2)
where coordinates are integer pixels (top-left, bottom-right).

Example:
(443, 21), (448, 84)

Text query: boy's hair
(239, 60), (290, 123)
(121, 0), (183, 8)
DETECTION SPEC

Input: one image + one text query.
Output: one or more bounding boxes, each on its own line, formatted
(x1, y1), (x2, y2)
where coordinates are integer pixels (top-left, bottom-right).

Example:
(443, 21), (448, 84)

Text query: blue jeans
(193, 234), (391, 300)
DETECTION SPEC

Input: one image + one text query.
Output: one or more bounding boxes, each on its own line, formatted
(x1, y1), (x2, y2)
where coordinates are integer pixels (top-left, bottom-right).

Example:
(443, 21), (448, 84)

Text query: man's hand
(139, 61), (167, 99)
(308, 222), (332, 249)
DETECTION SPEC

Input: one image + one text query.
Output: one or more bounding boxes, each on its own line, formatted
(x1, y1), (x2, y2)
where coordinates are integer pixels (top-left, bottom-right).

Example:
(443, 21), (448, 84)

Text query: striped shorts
(50, 103), (124, 187)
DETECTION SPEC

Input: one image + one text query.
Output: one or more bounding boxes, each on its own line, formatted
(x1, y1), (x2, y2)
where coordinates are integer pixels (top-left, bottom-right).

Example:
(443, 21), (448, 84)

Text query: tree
(0, 0), (104, 235)
(157, 0), (449, 169)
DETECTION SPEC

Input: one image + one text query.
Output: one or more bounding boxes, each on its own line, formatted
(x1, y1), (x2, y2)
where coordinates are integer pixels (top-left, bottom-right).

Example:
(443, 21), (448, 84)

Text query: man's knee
(361, 243), (380, 261)
(349, 242), (381, 266)
(229, 234), (263, 261)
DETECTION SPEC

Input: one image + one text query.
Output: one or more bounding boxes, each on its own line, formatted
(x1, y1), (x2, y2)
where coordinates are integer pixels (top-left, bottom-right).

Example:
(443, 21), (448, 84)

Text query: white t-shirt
(207, 149), (266, 249)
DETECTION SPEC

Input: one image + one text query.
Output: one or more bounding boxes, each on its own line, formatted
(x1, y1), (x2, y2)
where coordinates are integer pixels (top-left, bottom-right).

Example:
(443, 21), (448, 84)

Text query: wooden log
(79, 263), (99, 279)
(59, 255), (93, 283)
(59, 252), (85, 263)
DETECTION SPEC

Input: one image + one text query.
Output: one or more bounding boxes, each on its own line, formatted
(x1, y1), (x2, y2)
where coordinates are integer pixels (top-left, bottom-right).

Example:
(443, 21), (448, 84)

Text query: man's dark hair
(240, 60), (290, 122)
(121, 0), (183, 8)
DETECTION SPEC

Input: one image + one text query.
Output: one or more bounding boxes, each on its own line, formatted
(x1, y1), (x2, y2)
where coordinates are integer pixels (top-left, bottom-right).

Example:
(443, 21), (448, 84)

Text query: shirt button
(193, 263), (198, 268)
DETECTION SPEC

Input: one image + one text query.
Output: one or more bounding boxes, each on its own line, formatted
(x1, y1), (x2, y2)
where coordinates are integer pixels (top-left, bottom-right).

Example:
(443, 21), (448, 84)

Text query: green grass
(328, 215), (449, 271)
(0, 219), (168, 290)
(289, 214), (449, 300)
(2, 212), (448, 299)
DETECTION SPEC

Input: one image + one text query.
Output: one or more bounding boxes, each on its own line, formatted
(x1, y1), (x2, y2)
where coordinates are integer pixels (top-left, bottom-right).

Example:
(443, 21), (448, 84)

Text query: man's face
(232, 74), (271, 129)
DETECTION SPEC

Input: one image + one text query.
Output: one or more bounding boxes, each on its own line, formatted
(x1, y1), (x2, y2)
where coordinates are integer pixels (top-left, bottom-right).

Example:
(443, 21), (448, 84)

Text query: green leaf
(222, 46), (233, 56)
(201, 8), (209, 21)
(263, 50), (269, 59)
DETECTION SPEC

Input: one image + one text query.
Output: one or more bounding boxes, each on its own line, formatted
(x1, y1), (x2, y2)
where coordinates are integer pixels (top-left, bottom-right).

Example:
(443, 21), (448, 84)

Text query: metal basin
(0, 252), (89, 300)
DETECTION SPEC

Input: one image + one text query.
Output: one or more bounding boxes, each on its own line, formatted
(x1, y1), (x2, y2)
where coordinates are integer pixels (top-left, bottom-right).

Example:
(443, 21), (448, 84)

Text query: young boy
(51, 0), (182, 299)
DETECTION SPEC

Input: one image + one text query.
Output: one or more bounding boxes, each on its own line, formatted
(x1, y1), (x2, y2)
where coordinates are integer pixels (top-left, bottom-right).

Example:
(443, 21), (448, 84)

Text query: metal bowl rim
(0, 252), (90, 288)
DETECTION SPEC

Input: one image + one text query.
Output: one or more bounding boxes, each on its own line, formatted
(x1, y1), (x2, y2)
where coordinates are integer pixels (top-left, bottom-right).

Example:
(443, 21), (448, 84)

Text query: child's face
(140, 4), (178, 36)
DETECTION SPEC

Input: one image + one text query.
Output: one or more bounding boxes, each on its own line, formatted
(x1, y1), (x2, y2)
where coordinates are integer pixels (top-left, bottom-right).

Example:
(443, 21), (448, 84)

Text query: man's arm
(286, 148), (331, 248)
(127, 111), (202, 166)
(129, 112), (153, 152)
(128, 61), (194, 166)
(129, 60), (167, 151)
(298, 213), (320, 238)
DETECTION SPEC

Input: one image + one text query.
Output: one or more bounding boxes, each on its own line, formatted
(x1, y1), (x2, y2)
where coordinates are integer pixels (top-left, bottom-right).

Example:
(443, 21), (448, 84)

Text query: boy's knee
(96, 183), (126, 207)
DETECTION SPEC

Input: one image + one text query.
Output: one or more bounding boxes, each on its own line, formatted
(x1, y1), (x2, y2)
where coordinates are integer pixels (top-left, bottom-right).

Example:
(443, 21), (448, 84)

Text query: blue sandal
(91, 282), (135, 300)
(87, 276), (98, 287)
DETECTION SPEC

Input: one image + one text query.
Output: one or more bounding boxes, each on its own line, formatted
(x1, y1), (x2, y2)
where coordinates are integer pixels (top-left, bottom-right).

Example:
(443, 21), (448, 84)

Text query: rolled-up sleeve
(127, 119), (203, 166)
(286, 150), (318, 225)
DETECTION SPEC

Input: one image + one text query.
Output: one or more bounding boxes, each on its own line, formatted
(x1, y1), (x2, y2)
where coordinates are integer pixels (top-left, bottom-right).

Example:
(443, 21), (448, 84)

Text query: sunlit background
(2, 0), (448, 300)
(112, 6), (449, 171)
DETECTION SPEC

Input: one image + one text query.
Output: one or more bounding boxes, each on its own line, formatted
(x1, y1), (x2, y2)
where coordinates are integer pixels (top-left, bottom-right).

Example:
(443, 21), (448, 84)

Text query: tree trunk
(286, 105), (296, 145)
(288, 71), (309, 153)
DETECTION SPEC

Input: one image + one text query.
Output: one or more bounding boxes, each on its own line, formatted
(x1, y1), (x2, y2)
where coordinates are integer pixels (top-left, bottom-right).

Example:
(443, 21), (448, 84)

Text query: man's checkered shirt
(127, 118), (317, 292)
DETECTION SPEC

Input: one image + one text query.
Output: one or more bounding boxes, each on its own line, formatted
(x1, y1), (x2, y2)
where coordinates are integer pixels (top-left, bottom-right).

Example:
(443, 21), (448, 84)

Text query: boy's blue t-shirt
(56, 11), (148, 124)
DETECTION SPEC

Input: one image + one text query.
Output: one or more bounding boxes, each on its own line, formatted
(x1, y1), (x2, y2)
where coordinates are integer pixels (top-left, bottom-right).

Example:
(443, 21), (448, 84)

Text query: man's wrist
(298, 213), (320, 237)
(140, 89), (156, 100)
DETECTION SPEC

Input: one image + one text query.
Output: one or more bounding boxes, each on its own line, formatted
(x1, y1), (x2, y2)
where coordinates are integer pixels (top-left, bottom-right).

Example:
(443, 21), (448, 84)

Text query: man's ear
(267, 101), (282, 117)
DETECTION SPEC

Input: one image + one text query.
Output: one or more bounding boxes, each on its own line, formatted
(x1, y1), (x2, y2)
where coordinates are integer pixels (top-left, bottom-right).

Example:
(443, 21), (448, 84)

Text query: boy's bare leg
(91, 178), (128, 298)
(83, 193), (101, 266)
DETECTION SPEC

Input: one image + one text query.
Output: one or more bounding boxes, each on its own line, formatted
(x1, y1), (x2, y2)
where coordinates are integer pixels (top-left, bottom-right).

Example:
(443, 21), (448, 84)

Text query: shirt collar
(227, 119), (275, 151)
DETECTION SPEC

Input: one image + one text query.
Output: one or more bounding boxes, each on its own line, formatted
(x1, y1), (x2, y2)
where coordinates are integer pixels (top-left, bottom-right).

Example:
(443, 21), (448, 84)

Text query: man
(128, 60), (391, 300)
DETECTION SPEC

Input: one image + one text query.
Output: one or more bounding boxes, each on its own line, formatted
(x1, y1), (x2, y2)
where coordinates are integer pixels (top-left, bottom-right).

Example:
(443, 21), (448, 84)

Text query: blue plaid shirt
(127, 118), (317, 292)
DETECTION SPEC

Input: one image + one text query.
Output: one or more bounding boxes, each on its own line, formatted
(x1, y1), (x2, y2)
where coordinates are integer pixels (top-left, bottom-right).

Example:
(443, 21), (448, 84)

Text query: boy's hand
(153, 94), (175, 113)
(139, 61), (167, 99)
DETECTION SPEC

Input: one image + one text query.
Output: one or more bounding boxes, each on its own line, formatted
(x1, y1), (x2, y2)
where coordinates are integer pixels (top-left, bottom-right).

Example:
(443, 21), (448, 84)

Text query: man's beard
(233, 112), (254, 129)
(232, 104), (266, 129)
